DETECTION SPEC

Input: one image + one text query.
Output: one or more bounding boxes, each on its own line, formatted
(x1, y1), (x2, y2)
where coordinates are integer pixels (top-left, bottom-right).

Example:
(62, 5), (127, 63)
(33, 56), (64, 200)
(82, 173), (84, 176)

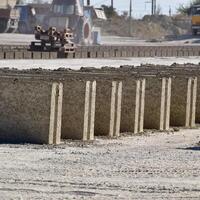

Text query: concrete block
(103, 51), (110, 58)
(144, 77), (171, 130)
(115, 50), (122, 57)
(96, 51), (104, 58)
(49, 52), (57, 59)
(74, 52), (81, 58)
(41, 52), (50, 59)
(5, 52), (14, 59)
(90, 51), (97, 58)
(62, 81), (96, 140)
(14, 51), (23, 59)
(121, 51), (127, 57)
(0, 79), (63, 144)
(171, 77), (197, 127)
(121, 79), (145, 134)
(0, 52), (4, 59)
(95, 81), (122, 137)
(32, 52), (42, 59)
(81, 51), (88, 58)
(23, 51), (32, 59)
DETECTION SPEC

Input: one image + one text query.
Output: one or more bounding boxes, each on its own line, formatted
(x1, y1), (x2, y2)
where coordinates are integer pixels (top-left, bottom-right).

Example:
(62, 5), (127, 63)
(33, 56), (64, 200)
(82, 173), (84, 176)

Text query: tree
(101, 5), (118, 18)
(178, 0), (200, 15)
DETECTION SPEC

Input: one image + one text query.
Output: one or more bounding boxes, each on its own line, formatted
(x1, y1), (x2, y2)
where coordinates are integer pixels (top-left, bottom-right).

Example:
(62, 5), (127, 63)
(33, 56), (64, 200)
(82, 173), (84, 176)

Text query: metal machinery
(30, 0), (106, 53)
(0, 0), (20, 33)
(15, 3), (50, 34)
(191, 4), (200, 35)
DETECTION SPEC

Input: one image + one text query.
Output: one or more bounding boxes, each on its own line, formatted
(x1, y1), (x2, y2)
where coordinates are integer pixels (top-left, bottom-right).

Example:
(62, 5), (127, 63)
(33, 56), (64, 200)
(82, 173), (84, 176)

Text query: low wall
(0, 77), (62, 144)
(0, 66), (199, 144)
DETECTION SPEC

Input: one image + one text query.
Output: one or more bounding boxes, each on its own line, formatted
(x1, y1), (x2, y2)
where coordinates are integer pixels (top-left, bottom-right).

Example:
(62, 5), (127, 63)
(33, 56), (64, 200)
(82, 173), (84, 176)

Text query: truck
(0, 0), (19, 33)
(30, 0), (106, 52)
(191, 4), (200, 35)
(15, 3), (50, 34)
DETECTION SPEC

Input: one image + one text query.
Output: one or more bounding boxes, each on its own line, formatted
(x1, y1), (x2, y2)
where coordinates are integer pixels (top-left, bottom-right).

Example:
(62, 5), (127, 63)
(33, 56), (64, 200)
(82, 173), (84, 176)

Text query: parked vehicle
(0, 0), (19, 33)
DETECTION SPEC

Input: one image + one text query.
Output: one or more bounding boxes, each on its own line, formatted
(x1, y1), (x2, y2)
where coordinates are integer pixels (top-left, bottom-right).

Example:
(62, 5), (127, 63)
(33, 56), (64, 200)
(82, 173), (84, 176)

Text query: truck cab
(191, 5), (200, 35)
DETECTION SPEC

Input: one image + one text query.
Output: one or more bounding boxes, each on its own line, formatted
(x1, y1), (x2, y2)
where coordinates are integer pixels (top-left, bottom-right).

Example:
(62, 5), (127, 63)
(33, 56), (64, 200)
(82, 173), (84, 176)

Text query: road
(1, 33), (200, 46)
(0, 129), (199, 199)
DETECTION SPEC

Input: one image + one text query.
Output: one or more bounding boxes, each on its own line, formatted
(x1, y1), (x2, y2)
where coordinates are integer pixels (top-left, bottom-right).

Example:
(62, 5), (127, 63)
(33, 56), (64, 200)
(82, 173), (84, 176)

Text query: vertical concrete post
(121, 79), (146, 134)
(49, 83), (63, 145)
(170, 77), (197, 128)
(144, 77), (171, 130)
(95, 81), (122, 137)
(62, 80), (96, 140)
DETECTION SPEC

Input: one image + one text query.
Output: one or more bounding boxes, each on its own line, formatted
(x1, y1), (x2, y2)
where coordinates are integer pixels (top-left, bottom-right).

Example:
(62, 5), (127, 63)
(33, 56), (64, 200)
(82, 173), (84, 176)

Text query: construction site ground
(1, 33), (200, 46)
(0, 129), (199, 199)
(1, 32), (200, 199)
(1, 57), (200, 69)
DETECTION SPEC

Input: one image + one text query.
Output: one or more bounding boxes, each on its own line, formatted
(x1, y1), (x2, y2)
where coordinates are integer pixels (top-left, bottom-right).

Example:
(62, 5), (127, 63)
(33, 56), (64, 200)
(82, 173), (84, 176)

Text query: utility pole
(111, 0), (113, 10)
(87, 0), (90, 6)
(151, 0), (156, 15)
(151, 0), (154, 15)
(129, 0), (132, 36)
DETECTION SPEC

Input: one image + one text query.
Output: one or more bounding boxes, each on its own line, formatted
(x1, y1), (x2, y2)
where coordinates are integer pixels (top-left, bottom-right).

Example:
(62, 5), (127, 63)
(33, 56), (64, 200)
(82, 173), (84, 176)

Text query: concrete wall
(95, 81), (122, 137)
(121, 79), (145, 134)
(170, 77), (197, 128)
(61, 80), (96, 140)
(144, 77), (171, 130)
(0, 78), (63, 144)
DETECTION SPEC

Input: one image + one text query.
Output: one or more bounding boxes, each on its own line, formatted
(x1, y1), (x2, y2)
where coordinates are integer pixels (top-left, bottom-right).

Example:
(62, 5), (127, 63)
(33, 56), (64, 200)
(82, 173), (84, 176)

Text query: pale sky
(90, 0), (191, 18)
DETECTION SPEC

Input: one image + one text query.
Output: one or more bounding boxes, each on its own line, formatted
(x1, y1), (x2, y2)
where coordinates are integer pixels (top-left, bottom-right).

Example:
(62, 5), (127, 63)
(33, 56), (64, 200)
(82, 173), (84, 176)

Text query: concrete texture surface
(0, 130), (199, 199)
(144, 78), (171, 130)
(62, 81), (96, 140)
(171, 77), (197, 128)
(0, 78), (62, 144)
(121, 79), (145, 134)
(95, 81), (122, 137)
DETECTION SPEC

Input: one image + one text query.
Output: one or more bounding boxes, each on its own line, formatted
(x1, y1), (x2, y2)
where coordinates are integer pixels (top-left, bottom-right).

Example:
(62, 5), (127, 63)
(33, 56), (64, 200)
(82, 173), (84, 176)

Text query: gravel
(0, 129), (200, 199)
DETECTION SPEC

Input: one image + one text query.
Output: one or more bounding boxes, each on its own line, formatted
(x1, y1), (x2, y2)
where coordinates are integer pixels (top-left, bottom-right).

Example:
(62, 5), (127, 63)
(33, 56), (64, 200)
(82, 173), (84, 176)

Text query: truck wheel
(77, 18), (92, 45)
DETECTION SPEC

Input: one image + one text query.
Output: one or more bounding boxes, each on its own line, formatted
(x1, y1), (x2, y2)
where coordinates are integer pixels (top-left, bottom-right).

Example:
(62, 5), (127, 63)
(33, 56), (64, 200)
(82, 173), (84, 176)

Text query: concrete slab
(121, 79), (145, 134)
(95, 81), (122, 137)
(0, 78), (63, 144)
(61, 80), (96, 140)
(170, 77), (197, 128)
(144, 77), (171, 130)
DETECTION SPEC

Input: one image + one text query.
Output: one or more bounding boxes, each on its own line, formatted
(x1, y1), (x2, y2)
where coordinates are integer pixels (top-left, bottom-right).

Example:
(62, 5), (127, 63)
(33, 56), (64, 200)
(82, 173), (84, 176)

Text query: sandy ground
(0, 129), (199, 199)
(0, 33), (200, 46)
(1, 57), (200, 70)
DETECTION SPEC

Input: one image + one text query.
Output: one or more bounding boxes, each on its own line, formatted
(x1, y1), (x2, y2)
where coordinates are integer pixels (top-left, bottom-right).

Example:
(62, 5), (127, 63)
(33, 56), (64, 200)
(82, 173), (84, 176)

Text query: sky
(90, 0), (191, 18)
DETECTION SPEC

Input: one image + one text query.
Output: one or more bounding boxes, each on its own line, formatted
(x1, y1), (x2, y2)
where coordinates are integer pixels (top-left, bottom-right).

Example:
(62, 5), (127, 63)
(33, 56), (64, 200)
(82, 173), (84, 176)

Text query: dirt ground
(0, 129), (199, 199)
